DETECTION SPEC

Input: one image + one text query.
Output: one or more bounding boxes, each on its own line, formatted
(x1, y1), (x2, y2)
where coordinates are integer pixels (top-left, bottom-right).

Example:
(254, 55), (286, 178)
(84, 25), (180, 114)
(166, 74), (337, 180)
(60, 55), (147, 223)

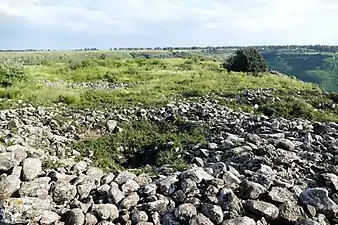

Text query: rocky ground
(38, 79), (144, 90)
(0, 97), (338, 224)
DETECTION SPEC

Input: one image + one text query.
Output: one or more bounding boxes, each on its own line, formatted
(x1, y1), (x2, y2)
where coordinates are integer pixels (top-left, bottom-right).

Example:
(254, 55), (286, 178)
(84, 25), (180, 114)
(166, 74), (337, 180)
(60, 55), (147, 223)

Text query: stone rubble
(38, 79), (144, 91)
(0, 98), (337, 224)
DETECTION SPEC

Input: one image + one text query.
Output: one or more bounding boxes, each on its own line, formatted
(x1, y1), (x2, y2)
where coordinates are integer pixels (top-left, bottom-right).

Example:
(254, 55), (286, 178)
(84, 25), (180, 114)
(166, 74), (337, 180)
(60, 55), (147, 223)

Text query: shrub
(99, 53), (107, 60)
(0, 63), (29, 87)
(182, 89), (205, 98)
(72, 119), (209, 172)
(103, 71), (118, 83)
(329, 92), (338, 103)
(56, 93), (80, 105)
(68, 59), (98, 70)
(259, 98), (314, 120)
(222, 47), (268, 75)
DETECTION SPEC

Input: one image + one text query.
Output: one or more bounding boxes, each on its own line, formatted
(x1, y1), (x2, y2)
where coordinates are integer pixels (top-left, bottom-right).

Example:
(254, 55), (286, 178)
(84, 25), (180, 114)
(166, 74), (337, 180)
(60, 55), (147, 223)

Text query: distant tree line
(1, 45), (338, 53)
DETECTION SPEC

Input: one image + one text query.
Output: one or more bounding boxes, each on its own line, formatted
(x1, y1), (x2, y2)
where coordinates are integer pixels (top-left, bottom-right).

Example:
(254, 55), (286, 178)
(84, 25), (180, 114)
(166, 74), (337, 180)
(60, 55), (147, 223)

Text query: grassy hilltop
(0, 49), (338, 123)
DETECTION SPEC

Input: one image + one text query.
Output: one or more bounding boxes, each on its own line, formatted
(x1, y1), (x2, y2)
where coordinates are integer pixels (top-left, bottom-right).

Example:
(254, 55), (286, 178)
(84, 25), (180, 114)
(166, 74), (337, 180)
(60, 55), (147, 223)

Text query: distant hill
(261, 52), (338, 93)
(196, 48), (338, 93)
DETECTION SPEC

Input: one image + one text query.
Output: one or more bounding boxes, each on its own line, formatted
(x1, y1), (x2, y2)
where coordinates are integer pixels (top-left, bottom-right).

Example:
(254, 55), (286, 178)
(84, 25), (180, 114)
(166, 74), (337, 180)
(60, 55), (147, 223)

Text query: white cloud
(0, 0), (338, 47)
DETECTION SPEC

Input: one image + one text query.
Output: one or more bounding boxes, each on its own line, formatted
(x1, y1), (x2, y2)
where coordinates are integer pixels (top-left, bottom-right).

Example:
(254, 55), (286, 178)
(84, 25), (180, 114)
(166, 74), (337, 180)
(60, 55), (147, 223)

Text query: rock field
(0, 98), (337, 224)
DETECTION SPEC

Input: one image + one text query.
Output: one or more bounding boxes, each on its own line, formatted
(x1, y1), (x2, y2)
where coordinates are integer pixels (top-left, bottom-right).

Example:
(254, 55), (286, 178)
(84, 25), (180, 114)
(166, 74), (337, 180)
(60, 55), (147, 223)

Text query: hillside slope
(262, 52), (338, 92)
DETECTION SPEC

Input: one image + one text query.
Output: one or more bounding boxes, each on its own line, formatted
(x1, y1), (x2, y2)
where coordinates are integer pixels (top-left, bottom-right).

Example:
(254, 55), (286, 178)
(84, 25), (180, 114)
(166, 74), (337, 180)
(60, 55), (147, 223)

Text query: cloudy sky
(1, 0), (338, 49)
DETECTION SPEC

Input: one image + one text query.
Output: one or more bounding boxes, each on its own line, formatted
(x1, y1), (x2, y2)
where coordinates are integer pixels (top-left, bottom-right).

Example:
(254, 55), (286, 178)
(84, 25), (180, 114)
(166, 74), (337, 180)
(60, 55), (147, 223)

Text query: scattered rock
(244, 200), (279, 220)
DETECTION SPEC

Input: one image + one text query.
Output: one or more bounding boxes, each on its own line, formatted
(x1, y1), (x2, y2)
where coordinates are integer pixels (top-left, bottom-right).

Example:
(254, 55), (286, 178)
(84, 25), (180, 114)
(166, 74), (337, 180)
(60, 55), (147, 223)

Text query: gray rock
(115, 171), (137, 185)
(174, 203), (197, 221)
(140, 183), (157, 196)
(69, 199), (92, 214)
(92, 204), (119, 220)
(0, 197), (51, 224)
(85, 213), (98, 225)
(268, 186), (295, 204)
(120, 193), (140, 209)
(278, 201), (303, 223)
(0, 152), (16, 171)
(72, 161), (87, 173)
(77, 182), (96, 200)
(299, 188), (338, 217)
(97, 221), (114, 225)
(109, 182), (125, 204)
(192, 157), (204, 167)
(40, 210), (61, 225)
(8, 146), (28, 164)
(243, 200), (279, 220)
(219, 188), (243, 218)
(0, 174), (21, 200)
(141, 199), (169, 212)
(19, 177), (50, 198)
(277, 139), (295, 150)
(181, 179), (197, 194)
(107, 120), (117, 132)
(101, 173), (115, 185)
(202, 203), (224, 224)
(97, 184), (111, 195)
(208, 143), (219, 150)
(252, 164), (275, 188)
(86, 167), (104, 181)
(134, 173), (152, 186)
(132, 210), (149, 223)
(65, 208), (85, 225)
(22, 158), (42, 181)
(239, 180), (266, 199)
(52, 181), (77, 204)
(222, 171), (241, 188)
(180, 168), (214, 183)
(321, 173), (338, 192)
(157, 175), (178, 196)
(163, 213), (180, 225)
(189, 213), (214, 225)
(121, 179), (140, 193)
(222, 216), (256, 225)
(296, 218), (321, 225)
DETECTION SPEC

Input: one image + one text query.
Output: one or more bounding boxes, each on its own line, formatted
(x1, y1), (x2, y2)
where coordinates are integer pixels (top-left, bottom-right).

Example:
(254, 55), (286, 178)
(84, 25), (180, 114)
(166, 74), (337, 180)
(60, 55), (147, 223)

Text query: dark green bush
(103, 71), (118, 83)
(222, 47), (268, 75)
(329, 92), (338, 103)
(68, 59), (98, 70)
(182, 89), (205, 98)
(56, 93), (80, 105)
(0, 63), (29, 87)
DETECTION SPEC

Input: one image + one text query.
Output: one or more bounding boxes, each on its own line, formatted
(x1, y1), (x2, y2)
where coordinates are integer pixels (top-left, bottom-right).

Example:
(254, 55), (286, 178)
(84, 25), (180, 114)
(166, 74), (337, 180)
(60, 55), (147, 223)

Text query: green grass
(72, 118), (209, 172)
(0, 52), (337, 122)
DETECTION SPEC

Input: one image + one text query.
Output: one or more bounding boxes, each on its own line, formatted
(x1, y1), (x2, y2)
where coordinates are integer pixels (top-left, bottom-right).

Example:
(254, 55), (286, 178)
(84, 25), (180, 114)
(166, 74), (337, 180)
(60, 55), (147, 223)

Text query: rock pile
(0, 99), (337, 224)
(38, 79), (143, 91)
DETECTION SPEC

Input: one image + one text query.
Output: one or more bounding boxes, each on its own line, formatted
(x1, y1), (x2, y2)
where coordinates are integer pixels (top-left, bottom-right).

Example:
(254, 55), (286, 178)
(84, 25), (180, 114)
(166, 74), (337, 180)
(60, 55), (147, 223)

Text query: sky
(1, 0), (338, 50)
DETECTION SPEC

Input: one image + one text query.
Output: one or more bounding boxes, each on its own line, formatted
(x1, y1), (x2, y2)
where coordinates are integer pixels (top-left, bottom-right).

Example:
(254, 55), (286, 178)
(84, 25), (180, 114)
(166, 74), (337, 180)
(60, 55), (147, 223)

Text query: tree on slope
(223, 47), (268, 75)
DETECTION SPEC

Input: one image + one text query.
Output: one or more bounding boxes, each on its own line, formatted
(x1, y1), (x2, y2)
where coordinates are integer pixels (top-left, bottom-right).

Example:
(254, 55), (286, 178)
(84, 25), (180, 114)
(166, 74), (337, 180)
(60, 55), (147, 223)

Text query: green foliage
(259, 97), (315, 120)
(103, 71), (118, 83)
(0, 62), (29, 87)
(223, 47), (268, 75)
(182, 89), (206, 98)
(68, 59), (99, 70)
(72, 119), (209, 172)
(56, 93), (80, 105)
(329, 92), (338, 104)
